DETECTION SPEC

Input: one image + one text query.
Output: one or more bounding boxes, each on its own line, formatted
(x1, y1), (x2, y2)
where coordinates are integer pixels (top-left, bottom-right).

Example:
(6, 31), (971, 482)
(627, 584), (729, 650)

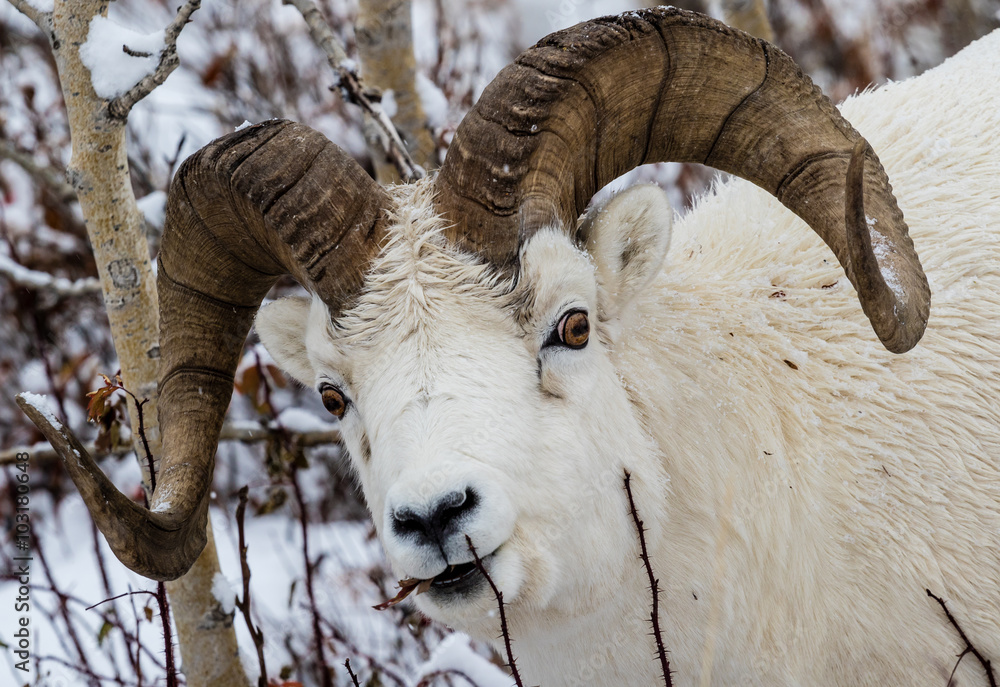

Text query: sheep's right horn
(72, 120), (388, 580)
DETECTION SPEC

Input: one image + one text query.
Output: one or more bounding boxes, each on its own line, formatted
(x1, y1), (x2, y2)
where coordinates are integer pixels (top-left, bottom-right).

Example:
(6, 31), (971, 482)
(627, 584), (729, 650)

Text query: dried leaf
(86, 374), (122, 424)
(372, 577), (432, 611)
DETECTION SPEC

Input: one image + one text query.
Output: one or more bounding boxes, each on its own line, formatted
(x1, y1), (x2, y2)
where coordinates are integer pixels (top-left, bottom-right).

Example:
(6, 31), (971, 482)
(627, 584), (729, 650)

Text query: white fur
(256, 31), (1000, 686)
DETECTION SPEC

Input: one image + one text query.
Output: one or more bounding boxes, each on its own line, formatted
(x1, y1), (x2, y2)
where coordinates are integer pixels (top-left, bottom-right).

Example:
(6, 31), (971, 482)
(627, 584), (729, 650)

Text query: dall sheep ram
(44, 8), (999, 686)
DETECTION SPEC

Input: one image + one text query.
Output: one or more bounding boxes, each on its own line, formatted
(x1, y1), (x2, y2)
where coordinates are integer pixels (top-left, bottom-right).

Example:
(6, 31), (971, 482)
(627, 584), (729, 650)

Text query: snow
(79, 15), (166, 99)
(416, 71), (449, 129)
(0, 253), (101, 294)
(275, 407), (338, 433)
(24, 0), (53, 12)
(212, 572), (237, 615)
(18, 392), (61, 429)
(136, 190), (167, 230)
(413, 633), (514, 686)
(381, 89), (398, 119)
(235, 119), (253, 131)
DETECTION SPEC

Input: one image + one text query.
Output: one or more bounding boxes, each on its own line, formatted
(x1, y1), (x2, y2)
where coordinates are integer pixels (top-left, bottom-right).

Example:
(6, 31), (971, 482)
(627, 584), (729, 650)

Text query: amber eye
(320, 385), (348, 418)
(557, 309), (590, 349)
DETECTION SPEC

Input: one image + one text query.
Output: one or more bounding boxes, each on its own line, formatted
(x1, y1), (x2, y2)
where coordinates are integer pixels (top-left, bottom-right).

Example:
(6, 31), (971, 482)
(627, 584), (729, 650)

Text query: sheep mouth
(373, 552), (495, 610)
(430, 560), (480, 589)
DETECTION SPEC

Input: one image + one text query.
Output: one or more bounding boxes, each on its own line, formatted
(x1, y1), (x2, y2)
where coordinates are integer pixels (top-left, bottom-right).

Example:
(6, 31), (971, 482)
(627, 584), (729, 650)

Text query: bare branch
(0, 421), (342, 466)
(624, 470), (673, 687)
(7, 0), (53, 34)
(235, 486), (269, 687)
(927, 589), (997, 687)
(282, 0), (424, 182)
(0, 253), (102, 296)
(107, 0), (202, 119)
(344, 659), (361, 687)
(0, 139), (76, 202)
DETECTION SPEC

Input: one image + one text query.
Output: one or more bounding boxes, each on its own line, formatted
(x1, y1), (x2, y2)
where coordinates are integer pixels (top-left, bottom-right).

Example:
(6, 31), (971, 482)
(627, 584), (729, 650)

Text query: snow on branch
(8, 0), (53, 34)
(0, 420), (342, 466)
(0, 139), (77, 203)
(0, 252), (102, 296)
(283, 0), (424, 182)
(101, 0), (201, 119)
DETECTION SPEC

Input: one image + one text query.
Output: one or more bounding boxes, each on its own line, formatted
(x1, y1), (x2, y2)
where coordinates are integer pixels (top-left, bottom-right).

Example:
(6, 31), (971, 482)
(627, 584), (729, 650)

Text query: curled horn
(436, 7), (930, 353)
(75, 120), (388, 580)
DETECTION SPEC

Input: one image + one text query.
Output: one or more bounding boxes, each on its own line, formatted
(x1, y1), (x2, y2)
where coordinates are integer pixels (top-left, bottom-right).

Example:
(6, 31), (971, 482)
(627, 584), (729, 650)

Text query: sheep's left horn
(62, 120), (388, 580)
(436, 7), (930, 353)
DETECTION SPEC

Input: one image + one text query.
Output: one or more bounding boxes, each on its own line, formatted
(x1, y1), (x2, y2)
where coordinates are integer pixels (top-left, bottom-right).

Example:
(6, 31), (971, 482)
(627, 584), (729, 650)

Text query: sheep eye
(556, 309), (590, 349)
(319, 385), (348, 418)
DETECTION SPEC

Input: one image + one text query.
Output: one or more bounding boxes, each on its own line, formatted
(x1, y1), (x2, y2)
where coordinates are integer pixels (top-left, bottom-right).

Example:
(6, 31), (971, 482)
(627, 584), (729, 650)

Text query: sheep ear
(579, 184), (672, 318)
(255, 296), (315, 385)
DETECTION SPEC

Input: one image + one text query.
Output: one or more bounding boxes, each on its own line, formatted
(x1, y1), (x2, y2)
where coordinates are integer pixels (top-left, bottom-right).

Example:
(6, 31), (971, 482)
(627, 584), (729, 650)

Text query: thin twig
(36, 542), (102, 687)
(114, 380), (155, 491)
(465, 535), (524, 687)
(85, 590), (157, 611)
(624, 470), (673, 687)
(344, 658), (362, 687)
(927, 589), (997, 687)
(0, 421), (342, 465)
(291, 463), (334, 687)
(282, 0), (423, 182)
(107, 0), (202, 119)
(0, 139), (77, 202)
(235, 486), (269, 687)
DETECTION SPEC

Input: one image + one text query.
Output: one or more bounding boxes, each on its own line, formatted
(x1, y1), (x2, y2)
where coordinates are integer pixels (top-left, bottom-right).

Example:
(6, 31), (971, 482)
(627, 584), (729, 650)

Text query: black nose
(392, 488), (479, 545)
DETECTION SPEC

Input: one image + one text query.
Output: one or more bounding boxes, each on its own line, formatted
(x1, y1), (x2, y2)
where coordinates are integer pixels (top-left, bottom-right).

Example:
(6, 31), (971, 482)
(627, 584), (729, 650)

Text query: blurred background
(1, 0), (998, 684)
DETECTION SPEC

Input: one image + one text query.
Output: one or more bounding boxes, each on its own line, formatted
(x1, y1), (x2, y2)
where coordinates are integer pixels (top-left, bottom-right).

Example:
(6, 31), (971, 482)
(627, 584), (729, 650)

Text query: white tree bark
(356, 0), (437, 182)
(9, 0), (248, 684)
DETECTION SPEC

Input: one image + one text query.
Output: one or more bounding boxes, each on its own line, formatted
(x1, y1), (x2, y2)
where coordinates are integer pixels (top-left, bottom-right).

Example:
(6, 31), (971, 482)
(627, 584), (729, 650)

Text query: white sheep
(39, 8), (999, 686)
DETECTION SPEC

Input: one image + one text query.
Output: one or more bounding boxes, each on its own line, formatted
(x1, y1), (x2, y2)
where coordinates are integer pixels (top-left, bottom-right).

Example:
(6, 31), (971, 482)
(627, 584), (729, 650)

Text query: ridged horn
(436, 7), (930, 353)
(79, 120), (388, 580)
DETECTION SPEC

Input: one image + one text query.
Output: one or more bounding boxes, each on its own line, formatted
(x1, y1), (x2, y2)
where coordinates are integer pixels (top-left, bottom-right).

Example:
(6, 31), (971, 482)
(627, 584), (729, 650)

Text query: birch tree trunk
(11, 0), (248, 684)
(356, 0), (436, 182)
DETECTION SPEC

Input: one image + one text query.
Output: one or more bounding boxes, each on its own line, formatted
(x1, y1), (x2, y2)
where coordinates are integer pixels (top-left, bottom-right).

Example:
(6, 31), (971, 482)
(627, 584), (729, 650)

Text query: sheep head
(66, 7), (929, 588)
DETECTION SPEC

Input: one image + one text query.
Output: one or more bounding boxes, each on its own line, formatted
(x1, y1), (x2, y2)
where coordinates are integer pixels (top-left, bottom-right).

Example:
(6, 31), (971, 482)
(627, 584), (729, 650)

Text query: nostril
(392, 508), (426, 538)
(391, 488), (480, 543)
(430, 487), (478, 534)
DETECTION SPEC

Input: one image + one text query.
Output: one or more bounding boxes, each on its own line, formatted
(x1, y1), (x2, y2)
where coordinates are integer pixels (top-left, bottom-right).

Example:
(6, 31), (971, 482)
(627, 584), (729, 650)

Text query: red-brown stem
(35, 541), (100, 686)
(115, 378), (155, 492)
(624, 470), (673, 687)
(236, 486), (269, 687)
(465, 535), (524, 687)
(927, 589), (997, 687)
(290, 464), (334, 687)
(156, 581), (178, 687)
(345, 658), (362, 686)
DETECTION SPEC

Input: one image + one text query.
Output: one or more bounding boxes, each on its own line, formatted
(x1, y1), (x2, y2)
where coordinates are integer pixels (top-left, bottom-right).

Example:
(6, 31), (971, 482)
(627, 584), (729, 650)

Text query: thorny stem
(465, 535), (525, 687)
(624, 470), (673, 687)
(291, 464), (334, 687)
(927, 589), (997, 687)
(282, 0), (424, 182)
(236, 486), (269, 687)
(344, 658), (362, 687)
(115, 380), (155, 492)
(156, 582), (178, 687)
